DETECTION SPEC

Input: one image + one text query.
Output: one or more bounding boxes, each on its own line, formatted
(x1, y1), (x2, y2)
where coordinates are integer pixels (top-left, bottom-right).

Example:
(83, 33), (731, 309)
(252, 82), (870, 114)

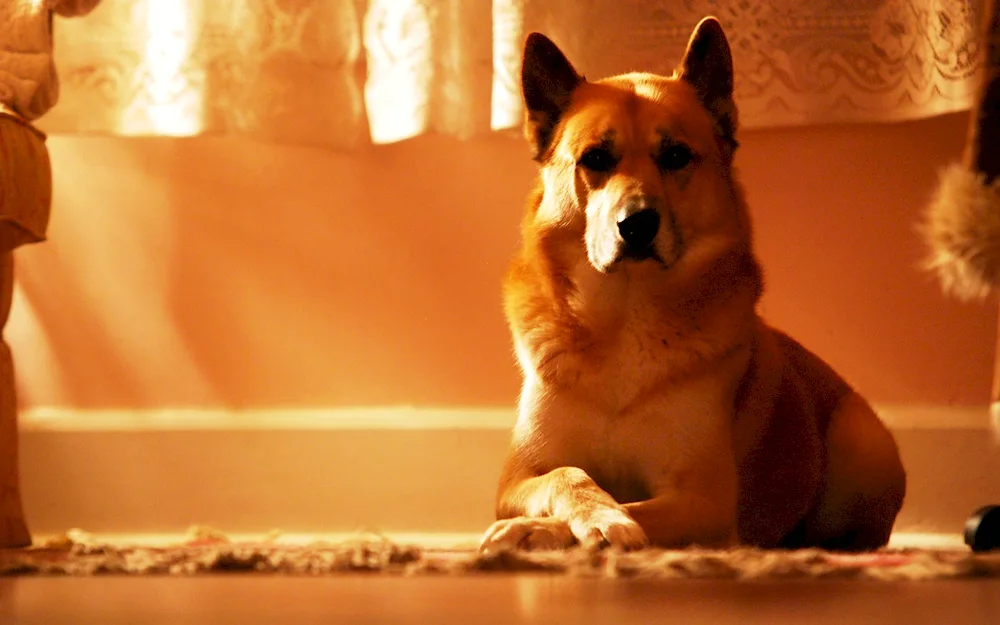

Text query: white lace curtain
(38, 0), (984, 149)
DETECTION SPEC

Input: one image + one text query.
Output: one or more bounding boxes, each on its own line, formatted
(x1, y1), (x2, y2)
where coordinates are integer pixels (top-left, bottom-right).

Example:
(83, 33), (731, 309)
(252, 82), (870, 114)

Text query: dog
(479, 17), (906, 552)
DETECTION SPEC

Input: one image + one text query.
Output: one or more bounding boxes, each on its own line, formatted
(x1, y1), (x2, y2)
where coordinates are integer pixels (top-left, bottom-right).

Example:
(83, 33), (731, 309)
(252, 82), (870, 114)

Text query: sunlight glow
(7, 281), (64, 406)
(490, 0), (523, 131)
(18, 0), (45, 14)
(121, 0), (203, 136)
(363, 0), (432, 143)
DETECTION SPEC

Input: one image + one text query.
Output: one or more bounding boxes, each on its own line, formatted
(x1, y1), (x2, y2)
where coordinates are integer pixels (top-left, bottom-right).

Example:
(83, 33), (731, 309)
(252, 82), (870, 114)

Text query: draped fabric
(37, 0), (984, 149)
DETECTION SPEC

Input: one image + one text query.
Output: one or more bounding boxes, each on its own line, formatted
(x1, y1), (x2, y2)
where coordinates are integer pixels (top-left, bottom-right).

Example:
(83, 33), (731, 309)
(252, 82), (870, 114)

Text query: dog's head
(521, 17), (749, 274)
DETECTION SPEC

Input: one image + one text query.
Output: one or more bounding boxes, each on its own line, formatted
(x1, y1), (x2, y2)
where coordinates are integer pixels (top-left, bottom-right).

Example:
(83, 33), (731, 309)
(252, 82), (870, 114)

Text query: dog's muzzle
(617, 208), (660, 260)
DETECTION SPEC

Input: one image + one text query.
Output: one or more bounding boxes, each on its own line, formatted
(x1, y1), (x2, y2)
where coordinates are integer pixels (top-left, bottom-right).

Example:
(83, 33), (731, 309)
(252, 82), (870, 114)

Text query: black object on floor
(966, 505), (1000, 552)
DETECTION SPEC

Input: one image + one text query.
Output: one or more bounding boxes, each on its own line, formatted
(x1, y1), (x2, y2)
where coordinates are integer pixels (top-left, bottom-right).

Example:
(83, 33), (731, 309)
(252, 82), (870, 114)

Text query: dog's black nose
(617, 208), (660, 252)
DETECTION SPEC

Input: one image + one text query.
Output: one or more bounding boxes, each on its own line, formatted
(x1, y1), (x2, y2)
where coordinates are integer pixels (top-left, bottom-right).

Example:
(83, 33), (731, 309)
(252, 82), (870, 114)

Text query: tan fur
(480, 18), (906, 552)
(921, 163), (1000, 300)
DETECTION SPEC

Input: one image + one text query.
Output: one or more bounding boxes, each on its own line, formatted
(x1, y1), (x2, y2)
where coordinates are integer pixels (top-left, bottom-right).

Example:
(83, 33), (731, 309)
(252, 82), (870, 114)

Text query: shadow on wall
(6, 113), (996, 409)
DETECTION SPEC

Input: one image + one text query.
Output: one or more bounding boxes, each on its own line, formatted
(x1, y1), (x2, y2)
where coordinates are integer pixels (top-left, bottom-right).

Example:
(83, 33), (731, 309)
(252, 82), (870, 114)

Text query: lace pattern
(35, 0), (984, 148)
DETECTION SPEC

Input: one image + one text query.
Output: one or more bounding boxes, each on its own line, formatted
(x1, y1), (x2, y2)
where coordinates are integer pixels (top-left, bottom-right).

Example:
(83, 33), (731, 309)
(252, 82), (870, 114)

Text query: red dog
(480, 17), (906, 552)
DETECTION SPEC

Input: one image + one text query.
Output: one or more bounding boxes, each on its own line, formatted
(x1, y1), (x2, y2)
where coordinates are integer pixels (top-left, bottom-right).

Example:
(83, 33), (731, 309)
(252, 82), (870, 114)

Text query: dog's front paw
(478, 516), (576, 553)
(569, 507), (649, 551)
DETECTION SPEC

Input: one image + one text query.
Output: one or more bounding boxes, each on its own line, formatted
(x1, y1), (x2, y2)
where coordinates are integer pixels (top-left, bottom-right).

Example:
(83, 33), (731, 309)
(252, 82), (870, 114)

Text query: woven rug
(3, 528), (999, 581)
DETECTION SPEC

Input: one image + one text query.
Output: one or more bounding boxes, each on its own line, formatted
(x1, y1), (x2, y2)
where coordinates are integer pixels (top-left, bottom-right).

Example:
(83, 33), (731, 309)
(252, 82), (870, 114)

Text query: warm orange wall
(746, 112), (995, 406)
(6, 112), (994, 409)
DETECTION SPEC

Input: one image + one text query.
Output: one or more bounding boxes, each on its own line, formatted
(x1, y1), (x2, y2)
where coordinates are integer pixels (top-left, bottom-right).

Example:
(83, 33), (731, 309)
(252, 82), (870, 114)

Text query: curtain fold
(363, 0), (493, 143)
(37, 0), (984, 149)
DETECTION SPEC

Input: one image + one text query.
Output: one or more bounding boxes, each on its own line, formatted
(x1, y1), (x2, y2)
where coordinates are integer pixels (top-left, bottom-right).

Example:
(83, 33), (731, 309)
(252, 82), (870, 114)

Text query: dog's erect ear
(679, 17), (738, 146)
(522, 33), (582, 160)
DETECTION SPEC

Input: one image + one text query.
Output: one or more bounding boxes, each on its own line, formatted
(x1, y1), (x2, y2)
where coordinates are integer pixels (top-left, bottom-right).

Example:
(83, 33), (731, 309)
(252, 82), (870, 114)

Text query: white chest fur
(512, 253), (750, 502)
(514, 371), (736, 503)
(514, 288), (744, 502)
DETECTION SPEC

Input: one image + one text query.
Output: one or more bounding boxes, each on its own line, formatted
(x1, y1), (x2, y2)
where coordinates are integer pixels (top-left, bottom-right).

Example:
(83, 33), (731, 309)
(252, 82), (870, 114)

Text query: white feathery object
(922, 164), (1000, 301)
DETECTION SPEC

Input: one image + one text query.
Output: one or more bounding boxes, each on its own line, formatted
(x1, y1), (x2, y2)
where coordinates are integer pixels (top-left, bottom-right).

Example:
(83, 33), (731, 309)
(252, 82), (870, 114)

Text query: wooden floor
(2, 576), (999, 624)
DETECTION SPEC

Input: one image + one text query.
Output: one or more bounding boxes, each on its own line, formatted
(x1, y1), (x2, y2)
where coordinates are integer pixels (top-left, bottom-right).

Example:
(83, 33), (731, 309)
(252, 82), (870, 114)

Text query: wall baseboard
(19, 406), (518, 432)
(17, 405), (1000, 538)
(19, 404), (993, 432)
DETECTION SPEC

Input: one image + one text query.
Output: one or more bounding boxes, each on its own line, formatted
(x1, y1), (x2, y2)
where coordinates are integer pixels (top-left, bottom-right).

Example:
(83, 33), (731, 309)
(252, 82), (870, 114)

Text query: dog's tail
(921, 0), (1000, 301)
(921, 165), (1000, 301)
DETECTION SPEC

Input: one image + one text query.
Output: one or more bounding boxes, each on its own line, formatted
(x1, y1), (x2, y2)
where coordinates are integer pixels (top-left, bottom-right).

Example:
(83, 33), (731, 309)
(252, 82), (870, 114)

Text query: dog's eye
(657, 144), (694, 171)
(578, 147), (617, 173)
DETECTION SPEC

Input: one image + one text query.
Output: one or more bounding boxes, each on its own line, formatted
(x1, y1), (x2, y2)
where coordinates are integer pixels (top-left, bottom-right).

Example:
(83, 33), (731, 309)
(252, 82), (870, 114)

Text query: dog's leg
(623, 456), (739, 548)
(796, 393), (906, 550)
(623, 498), (737, 548)
(479, 465), (649, 552)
